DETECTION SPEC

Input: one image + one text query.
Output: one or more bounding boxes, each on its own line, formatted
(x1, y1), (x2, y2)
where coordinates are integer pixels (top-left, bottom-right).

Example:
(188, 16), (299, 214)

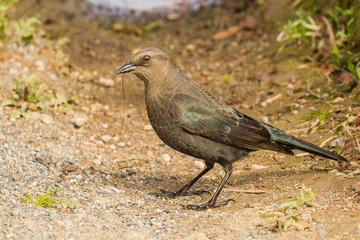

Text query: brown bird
(117, 47), (348, 210)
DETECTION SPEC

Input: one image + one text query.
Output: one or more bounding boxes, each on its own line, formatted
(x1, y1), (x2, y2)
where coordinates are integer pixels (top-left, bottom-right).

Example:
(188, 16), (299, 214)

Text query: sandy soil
(1, 0), (360, 239)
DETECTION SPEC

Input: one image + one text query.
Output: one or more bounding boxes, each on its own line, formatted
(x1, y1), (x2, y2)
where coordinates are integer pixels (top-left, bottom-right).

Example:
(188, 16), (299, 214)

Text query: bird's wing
(175, 93), (291, 153)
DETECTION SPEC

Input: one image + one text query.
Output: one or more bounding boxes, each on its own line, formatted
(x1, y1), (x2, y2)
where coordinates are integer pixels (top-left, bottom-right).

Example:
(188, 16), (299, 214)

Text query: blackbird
(117, 47), (348, 210)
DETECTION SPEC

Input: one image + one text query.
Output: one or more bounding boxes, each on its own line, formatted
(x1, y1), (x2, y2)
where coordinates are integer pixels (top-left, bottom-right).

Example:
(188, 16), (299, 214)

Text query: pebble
(119, 142), (126, 147)
(41, 114), (53, 124)
(154, 175), (163, 181)
(194, 160), (205, 169)
(35, 59), (45, 71)
(144, 124), (152, 131)
(99, 77), (115, 87)
(161, 153), (171, 161)
(101, 135), (112, 143)
(93, 159), (102, 165)
(251, 164), (268, 170)
(73, 113), (88, 127)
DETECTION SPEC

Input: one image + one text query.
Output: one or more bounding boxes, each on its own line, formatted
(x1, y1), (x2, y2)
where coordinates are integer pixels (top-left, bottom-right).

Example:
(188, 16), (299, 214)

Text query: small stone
(161, 153), (171, 161)
(73, 113), (88, 127)
(154, 175), (163, 181)
(354, 183), (360, 193)
(99, 77), (115, 87)
(194, 160), (205, 169)
(35, 60), (45, 71)
(110, 144), (116, 150)
(144, 124), (152, 131)
(186, 232), (208, 240)
(126, 169), (136, 176)
(9, 68), (17, 75)
(251, 164), (268, 170)
(94, 159), (102, 165)
(119, 142), (126, 147)
(50, 73), (58, 81)
(62, 164), (78, 172)
(41, 114), (53, 124)
(101, 135), (112, 143)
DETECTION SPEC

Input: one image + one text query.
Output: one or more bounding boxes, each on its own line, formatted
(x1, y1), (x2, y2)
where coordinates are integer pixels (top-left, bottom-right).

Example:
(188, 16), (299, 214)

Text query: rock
(354, 183), (360, 193)
(194, 160), (205, 169)
(93, 159), (102, 165)
(144, 124), (152, 131)
(251, 164), (268, 170)
(101, 135), (112, 143)
(186, 232), (208, 240)
(242, 15), (257, 30)
(73, 113), (88, 127)
(161, 154), (171, 161)
(154, 175), (163, 181)
(62, 164), (78, 172)
(41, 114), (53, 124)
(35, 60), (45, 71)
(99, 77), (115, 87)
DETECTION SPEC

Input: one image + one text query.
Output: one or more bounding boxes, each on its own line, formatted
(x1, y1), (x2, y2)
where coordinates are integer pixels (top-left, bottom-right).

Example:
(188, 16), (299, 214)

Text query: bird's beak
(117, 61), (137, 74)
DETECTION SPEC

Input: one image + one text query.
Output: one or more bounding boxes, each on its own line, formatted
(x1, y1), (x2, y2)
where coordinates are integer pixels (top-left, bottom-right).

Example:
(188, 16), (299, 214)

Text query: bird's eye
(143, 55), (151, 62)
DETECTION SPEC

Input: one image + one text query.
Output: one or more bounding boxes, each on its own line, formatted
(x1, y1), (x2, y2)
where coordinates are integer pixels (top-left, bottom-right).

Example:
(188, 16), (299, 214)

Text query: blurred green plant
(278, 2), (360, 83)
(280, 185), (317, 231)
(19, 188), (76, 208)
(282, 185), (316, 213)
(15, 17), (41, 44)
(276, 9), (320, 46)
(0, 0), (18, 38)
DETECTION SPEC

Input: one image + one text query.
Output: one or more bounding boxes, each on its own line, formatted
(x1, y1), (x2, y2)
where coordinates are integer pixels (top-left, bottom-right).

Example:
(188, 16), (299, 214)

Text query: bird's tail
(262, 123), (348, 162)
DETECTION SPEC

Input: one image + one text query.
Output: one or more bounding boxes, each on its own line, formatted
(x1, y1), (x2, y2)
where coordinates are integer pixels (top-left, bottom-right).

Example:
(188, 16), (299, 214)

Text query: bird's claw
(151, 189), (210, 198)
(184, 199), (235, 210)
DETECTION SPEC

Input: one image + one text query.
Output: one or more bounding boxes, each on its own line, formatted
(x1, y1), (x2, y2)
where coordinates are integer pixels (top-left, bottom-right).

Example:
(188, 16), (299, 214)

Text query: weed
(279, 186), (316, 231)
(276, 9), (320, 46)
(312, 106), (333, 123)
(19, 188), (76, 208)
(282, 185), (316, 213)
(15, 17), (41, 44)
(0, 0), (18, 38)
(12, 75), (49, 108)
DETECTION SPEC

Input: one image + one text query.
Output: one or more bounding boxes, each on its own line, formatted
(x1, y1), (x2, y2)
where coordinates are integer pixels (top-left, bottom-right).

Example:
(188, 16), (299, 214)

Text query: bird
(116, 47), (348, 210)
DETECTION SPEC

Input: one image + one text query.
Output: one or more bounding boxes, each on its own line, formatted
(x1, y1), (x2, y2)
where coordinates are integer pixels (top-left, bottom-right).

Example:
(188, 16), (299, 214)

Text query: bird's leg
(186, 163), (234, 210)
(152, 162), (214, 198)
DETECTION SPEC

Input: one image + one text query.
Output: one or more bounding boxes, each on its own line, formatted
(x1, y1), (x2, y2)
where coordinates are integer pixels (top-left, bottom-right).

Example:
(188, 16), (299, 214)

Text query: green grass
(19, 188), (76, 208)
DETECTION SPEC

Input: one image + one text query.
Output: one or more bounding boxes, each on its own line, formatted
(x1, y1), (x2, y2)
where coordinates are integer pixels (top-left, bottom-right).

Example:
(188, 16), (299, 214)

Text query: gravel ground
(1, 1), (360, 239)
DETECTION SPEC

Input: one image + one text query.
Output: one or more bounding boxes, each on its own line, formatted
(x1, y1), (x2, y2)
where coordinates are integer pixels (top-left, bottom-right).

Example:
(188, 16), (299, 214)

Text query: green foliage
(279, 185), (317, 231)
(223, 73), (231, 83)
(303, 106), (333, 123)
(278, 3), (360, 80)
(13, 75), (47, 105)
(282, 186), (316, 213)
(276, 9), (320, 45)
(15, 17), (41, 44)
(0, 0), (18, 38)
(19, 188), (76, 208)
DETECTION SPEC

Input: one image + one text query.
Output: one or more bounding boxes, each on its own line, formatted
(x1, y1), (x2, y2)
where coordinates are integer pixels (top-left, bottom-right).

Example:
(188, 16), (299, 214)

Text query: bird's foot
(185, 199), (235, 210)
(151, 189), (210, 198)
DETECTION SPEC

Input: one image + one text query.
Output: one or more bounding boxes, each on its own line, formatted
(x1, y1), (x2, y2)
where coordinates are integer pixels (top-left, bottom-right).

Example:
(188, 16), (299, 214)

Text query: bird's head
(117, 47), (175, 83)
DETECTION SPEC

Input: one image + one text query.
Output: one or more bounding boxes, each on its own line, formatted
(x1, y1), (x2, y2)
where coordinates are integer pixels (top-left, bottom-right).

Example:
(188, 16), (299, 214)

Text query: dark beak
(116, 61), (137, 74)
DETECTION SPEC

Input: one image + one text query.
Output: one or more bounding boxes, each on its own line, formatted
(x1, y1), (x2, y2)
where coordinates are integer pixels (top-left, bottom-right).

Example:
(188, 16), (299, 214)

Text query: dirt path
(1, 0), (360, 239)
